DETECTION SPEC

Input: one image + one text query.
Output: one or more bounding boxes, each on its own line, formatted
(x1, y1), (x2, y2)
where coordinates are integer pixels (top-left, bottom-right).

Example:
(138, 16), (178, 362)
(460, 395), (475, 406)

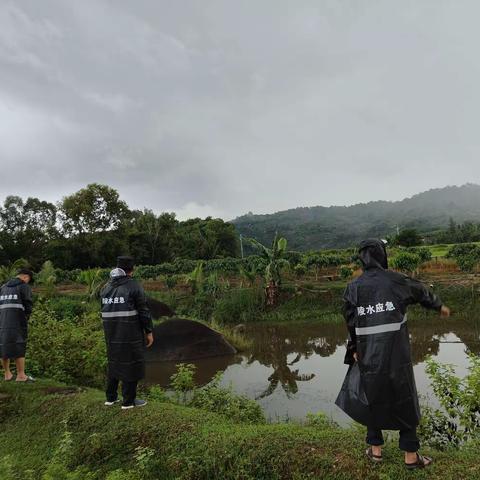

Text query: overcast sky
(1, 1), (480, 220)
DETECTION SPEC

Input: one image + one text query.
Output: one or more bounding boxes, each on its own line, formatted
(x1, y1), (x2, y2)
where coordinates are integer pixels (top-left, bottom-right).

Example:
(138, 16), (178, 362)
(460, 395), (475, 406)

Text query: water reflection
(145, 314), (480, 421)
(245, 323), (346, 399)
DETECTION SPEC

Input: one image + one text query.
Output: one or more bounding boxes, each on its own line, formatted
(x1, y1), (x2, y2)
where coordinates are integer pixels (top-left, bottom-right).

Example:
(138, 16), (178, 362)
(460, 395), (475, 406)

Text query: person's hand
(146, 333), (154, 348)
(353, 352), (359, 362)
(440, 306), (451, 318)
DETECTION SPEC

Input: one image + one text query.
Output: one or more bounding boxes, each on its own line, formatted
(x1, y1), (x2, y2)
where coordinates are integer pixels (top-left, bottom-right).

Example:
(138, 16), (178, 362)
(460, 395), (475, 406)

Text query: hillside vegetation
(233, 184), (480, 250)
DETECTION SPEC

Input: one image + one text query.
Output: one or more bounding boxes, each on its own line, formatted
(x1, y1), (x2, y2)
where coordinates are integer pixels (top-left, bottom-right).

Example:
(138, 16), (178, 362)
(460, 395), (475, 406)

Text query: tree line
(0, 184), (239, 270)
(433, 218), (480, 244)
(389, 220), (480, 248)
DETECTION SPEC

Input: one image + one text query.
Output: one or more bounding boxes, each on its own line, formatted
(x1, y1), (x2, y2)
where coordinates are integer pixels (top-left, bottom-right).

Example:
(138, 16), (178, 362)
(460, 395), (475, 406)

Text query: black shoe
(121, 399), (147, 410)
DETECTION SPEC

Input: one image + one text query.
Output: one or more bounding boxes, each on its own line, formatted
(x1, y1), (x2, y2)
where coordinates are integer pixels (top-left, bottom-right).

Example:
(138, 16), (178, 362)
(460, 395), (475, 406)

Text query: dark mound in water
(147, 297), (176, 318)
(146, 319), (236, 362)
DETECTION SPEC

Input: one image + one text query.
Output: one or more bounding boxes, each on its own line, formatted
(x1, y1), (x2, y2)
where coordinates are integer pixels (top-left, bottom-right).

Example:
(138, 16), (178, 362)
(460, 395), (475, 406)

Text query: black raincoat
(0, 278), (33, 359)
(335, 239), (442, 430)
(101, 270), (153, 382)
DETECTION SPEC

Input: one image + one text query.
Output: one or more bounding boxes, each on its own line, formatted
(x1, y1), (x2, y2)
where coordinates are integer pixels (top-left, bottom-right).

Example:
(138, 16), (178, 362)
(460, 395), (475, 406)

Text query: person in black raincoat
(335, 239), (450, 469)
(0, 268), (34, 382)
(101, 256), (154, 409)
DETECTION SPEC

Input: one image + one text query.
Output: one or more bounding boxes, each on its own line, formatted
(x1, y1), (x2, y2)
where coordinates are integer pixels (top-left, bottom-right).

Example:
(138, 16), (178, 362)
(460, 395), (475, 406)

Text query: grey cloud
(0, 0), (479, 219)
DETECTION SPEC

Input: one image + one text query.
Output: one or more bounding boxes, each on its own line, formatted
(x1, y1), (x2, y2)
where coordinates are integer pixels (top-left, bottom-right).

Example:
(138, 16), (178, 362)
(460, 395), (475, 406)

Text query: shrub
(456, 255), (479, 273)
(339, 265), (353, 280)
(40, 296), (89, 321)
(170, 363), (196, 404)
(284, 251), (304, 266)
(26, 302), (106, 386)
(293, 264), (307, 277)
(419, 355), (480, 448)
(415, 247), (433, 263)
(164, 275), (178, 290)
(390, 251), (422, 273)
(168, 364), (265, 424)
(134, 265), (161, 280)
(446, 243), (480, 258)
(446, 244), (480, 272)
(146, 385), (169, 403)
(191, 372), (265, 424)
(55, 268), (82, 284)
(305, 412), (338, 428)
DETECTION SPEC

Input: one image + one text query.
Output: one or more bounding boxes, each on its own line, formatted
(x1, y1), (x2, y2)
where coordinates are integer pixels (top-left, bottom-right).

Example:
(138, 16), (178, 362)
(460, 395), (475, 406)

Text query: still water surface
(146, 315), (480, 423)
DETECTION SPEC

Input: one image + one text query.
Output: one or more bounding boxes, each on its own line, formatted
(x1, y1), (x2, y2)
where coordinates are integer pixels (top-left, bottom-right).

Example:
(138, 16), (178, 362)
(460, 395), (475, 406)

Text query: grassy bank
(0, 380), (479, 480)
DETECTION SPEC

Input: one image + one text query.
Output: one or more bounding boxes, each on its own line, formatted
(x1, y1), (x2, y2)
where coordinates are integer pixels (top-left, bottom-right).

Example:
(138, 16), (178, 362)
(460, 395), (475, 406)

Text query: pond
(145, 314), (480, 423)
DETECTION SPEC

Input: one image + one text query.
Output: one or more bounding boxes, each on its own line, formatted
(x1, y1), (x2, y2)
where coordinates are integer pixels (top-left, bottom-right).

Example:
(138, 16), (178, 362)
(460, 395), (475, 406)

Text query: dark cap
(17, 268), (34, 284)
(117, 256), (135, 272)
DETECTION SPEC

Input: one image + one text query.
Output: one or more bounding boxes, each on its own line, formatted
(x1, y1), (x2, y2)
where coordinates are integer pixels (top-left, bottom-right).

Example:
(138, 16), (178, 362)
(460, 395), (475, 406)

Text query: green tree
(176, 218), (239, 260)
(128, 210), (177, 264)
(60, 184), (130, 235)
(395, 228), (422, 247)
(304, 254), (327, 281)
(448, 217), (457, 238)
(0, 196), (57, 267)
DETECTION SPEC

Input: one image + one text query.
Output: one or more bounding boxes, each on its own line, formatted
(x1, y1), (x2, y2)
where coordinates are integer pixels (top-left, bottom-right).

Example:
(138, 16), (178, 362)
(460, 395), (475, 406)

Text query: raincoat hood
(110, 268), (126, 279)
(109, 268), (129, 287)
(6, 278), (23, 288)
(358, 239), (388, 270)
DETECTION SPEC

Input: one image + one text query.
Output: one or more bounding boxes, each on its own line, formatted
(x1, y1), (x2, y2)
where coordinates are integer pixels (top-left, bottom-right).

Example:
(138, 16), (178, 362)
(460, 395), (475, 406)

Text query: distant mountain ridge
(232, 184), (480, 250)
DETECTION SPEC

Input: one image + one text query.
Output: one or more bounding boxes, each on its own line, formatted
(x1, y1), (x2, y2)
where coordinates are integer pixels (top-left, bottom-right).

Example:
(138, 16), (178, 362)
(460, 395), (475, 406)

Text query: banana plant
(77, 268), (105, 300)
(246, 232), (289, 306)
(187, 261), (204, 294)
(37, 260), (57, 298)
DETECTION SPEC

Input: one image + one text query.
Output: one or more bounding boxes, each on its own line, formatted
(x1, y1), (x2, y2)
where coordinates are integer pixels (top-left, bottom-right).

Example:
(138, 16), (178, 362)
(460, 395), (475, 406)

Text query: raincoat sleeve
(133, 284), (153, 334)
(342, 286), (357, 365)
(19, 284), (33, 319)
(404, 277), (442, 311)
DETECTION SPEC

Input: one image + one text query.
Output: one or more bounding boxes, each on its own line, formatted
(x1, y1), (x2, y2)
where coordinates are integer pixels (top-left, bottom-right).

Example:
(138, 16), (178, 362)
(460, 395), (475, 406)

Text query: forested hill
(232, 184), (480, 250)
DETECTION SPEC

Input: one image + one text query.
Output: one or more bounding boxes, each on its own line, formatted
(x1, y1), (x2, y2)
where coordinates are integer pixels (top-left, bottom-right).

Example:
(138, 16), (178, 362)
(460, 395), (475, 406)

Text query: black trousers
(106, 377), (137, 406)
(366, 428), (420, 452)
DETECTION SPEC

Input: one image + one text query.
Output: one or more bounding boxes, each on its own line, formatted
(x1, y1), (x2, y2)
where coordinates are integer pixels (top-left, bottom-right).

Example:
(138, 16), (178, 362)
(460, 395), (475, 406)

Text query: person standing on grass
(336, 239), (450, 470)
(0, 268), (35, 382)
(101, 256), (154, 409)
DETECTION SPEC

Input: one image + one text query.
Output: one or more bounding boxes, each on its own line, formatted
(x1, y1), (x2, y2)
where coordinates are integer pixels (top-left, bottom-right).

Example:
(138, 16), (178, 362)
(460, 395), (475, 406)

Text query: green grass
(413, 241), (480, 258)
(0, 380), (478, 480)
(260, 292), (344, 323)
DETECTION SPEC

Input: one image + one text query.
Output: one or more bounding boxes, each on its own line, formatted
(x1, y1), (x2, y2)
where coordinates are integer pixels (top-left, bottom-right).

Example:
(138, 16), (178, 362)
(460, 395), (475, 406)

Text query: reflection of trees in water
(247, 316), (480, 399)
(247, 323), (346, 399)
(408, 314), (480, 363)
